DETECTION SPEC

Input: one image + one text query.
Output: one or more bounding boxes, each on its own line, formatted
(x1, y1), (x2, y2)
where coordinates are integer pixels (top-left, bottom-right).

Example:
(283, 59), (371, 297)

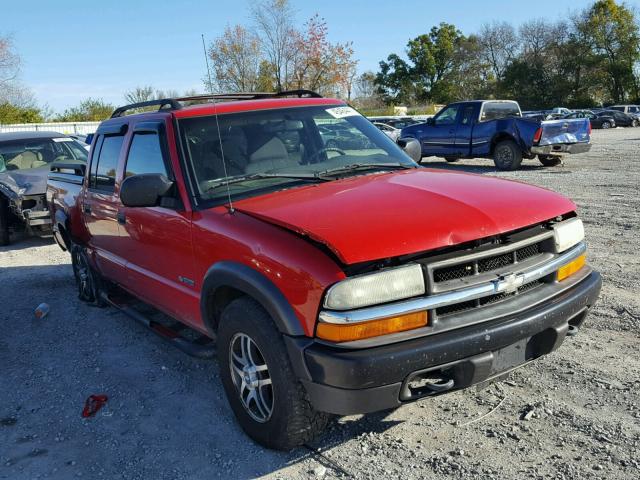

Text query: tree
(478, 21), (519, 88)
(0, 102), (43, 124)
(352, 72), (384, 110)
(0, 35), (19, 92)
(207, 25), (263, 92)
(375, 23), (474, 105)
(576, 0), (640, 102)
(56, 98), (115, 122)
(289, 14), (357, 97)
(124, 86), (156, 104)
(251, 0), (297, 91)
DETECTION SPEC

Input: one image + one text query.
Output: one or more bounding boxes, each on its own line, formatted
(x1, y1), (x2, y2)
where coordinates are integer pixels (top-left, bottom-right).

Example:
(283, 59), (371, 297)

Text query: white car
(373, 122), (401, 141)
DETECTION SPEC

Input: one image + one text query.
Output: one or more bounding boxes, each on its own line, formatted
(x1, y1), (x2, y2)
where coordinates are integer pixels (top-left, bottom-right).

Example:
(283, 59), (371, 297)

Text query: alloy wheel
(229, 333), (273, 423)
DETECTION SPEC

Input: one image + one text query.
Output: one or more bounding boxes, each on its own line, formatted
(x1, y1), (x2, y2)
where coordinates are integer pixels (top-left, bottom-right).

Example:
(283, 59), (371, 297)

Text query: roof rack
(110, 89), (322, 118)
(111, 99), (183, 118)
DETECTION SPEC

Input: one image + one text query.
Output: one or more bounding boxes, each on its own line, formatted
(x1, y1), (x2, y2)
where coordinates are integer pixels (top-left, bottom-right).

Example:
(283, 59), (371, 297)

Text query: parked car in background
(563, 110), (615, 129)
(548, 107), (572, 119)
(609, 105), (640, 119)
(400, 100), (591, 169)
(597, 110), (639, 127)
(368, 116), (422, 129)
(373, 122), (401, 141)
(318, 124), (375, 150)
(0, 131), (88, 245)
(46, 91), (601, 450)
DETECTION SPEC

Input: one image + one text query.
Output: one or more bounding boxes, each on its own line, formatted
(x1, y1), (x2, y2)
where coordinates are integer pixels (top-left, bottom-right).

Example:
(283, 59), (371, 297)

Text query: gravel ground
(1, 127), (639, 480)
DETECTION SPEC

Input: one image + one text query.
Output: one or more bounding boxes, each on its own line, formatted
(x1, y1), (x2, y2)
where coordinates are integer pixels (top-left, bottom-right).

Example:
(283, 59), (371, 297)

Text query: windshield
(178, 105), (415, 204)
(0, 137), (88, 173)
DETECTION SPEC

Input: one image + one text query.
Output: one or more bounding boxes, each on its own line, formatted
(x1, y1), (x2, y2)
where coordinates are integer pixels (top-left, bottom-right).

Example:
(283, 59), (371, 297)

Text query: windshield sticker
(52, 137), (74, 142)
(326, 106), (360, 119)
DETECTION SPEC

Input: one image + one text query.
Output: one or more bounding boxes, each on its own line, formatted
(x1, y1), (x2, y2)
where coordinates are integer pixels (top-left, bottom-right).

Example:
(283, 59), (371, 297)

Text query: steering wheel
(308, 147), (346, 163)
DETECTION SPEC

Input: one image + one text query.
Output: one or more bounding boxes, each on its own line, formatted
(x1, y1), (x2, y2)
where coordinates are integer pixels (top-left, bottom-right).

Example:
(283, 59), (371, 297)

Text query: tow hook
(567, 324), (580, 337)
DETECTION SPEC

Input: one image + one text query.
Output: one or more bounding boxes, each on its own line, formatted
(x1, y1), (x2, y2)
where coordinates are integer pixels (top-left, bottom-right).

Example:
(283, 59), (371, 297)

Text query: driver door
(420, 105), (460, 157)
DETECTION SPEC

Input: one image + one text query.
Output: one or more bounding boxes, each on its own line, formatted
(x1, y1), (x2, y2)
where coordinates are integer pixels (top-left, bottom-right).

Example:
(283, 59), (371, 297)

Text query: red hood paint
(233, 169), (576, 265)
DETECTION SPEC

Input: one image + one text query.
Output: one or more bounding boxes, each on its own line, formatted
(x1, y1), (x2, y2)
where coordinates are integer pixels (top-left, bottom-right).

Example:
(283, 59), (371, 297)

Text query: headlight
(552, 217), (584, 252)
(324, 264), (425, 311)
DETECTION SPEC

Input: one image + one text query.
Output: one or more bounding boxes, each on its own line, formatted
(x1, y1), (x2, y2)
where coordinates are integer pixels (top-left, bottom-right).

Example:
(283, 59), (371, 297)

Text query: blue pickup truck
(400, 100), (592, 170)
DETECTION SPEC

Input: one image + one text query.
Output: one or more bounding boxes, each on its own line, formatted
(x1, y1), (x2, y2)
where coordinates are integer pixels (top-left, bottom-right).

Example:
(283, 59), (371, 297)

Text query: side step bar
(100, 292), (216, 360)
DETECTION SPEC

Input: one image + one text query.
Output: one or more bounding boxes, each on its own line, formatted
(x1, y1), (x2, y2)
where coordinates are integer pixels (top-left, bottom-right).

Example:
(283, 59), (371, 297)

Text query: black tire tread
(0, 195), (10, 246)
(218, 297), (329, 450)
(493, 139), (523, 171)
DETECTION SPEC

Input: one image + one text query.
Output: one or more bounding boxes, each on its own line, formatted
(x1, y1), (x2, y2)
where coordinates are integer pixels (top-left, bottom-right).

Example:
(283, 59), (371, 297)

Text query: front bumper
(531, 142), (591, 155)
(289, 271), (601, 415)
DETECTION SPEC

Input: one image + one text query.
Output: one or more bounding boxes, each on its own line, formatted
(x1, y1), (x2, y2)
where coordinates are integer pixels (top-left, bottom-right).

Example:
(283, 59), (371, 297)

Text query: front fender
(200, 261), (306, 337)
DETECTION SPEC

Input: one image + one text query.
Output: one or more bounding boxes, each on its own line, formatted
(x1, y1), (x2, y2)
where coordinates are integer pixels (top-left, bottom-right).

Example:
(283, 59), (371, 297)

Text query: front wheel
(601, 121), (611, 129)
(218, 297), (329, 450)
(493, 140), (522, 171)
(0, 195), (10, 246)
(538, 155), (562, 167)
(632, 119), (639, 127)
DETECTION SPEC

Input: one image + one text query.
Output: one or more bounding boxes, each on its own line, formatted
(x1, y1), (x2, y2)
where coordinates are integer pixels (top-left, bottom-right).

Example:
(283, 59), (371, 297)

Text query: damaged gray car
(0, 131), (88, 245)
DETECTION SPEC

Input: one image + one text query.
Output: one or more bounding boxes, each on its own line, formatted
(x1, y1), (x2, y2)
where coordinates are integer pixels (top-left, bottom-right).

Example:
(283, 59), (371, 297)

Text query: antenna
(201, 33), (213, 93)
(202, 33), (234, 213)
(212, 98), (234, 214)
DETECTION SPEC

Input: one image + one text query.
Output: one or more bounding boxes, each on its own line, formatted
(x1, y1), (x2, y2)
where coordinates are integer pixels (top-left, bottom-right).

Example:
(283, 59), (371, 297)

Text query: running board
(100, 292), (216, 360)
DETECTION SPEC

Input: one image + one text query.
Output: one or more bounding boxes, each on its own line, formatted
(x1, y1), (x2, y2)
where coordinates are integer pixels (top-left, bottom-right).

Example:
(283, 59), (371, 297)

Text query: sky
(3, 0), (639, 112)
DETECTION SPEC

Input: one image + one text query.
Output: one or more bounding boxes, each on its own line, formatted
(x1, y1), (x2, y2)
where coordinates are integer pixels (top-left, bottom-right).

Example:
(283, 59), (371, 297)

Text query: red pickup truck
(47, 91), (601, 450)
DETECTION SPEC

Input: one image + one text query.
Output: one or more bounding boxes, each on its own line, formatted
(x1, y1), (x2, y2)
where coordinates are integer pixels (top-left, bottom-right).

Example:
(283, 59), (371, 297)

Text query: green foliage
(55, 98), (115, 122)
(0, 102), (44, 124)
(374, 0), (640, 108)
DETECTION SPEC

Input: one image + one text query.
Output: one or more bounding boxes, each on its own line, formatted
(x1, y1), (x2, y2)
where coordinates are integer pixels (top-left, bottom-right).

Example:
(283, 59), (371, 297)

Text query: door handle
(117, 210), (126, 225)
(83, 204), (91, 214)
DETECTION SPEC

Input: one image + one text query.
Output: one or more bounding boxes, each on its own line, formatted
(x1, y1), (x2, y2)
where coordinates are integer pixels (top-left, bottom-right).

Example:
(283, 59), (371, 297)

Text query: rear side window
(460, 105), (476, 125)
(610, 106), (623, 112)
(125, 133), (168, 178)
(90, 135), (125, 192)
(480, 102), (521, 121)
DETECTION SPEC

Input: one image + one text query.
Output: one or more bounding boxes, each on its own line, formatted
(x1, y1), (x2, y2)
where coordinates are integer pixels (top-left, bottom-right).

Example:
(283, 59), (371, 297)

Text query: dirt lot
(1, 127), (639, 480)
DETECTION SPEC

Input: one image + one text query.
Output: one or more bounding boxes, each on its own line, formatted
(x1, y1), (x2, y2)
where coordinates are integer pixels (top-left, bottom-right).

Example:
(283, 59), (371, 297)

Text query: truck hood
(0, 167), (48, 199)
(233, 169), (576, 265)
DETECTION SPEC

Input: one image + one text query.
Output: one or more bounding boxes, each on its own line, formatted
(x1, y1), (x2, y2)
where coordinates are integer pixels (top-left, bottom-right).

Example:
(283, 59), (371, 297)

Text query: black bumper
(289, 271), (601, 415)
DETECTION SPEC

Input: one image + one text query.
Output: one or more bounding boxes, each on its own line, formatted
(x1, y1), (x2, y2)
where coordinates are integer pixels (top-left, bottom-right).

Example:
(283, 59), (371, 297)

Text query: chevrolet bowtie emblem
(496, 273), (525, 294)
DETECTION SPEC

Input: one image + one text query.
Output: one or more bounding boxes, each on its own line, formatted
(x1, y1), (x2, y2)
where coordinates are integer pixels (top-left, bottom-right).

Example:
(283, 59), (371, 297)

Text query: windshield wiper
(313, 162), (416, 179)
(204, 172), (323, 192)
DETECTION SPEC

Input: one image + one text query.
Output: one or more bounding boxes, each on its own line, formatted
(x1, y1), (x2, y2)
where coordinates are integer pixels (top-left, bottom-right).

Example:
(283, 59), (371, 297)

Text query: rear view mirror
(120, 173), (174, 207)
(426, 117), (435, 125)
(397, 137), (422, 163)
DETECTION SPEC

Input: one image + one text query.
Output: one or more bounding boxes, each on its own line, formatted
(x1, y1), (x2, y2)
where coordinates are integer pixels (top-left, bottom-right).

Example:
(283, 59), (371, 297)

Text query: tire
(71, 245), (106, 306)
(444, 156), (459, 163)
(632, 119), (639, 127)
(325, 140), (338, 149)
(217, 297), (329, 450)
(493, 140), (522, 171)
(0, 195), (10, 246)
(538, 155), (562, 167)
(601, 121), (611, 129)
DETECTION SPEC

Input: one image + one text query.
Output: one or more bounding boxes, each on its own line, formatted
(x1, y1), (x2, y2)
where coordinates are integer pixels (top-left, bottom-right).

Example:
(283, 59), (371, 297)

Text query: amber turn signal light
(557, 254), (586, 281)
(316, 311), (428, 343)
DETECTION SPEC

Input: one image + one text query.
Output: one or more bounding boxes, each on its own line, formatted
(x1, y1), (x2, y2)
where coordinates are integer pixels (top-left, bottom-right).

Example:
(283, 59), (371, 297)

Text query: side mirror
(120, 173), (174, 208)
(397, 137), (422, 163)
(426, 117), (435, 126)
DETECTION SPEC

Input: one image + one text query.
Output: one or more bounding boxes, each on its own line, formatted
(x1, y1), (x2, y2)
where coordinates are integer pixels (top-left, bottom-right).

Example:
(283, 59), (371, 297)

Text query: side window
(460, 105), (476, 125)
(125, 133), (168, 178)
(91, 135), (125, 193)
(434, 106), (459, 126)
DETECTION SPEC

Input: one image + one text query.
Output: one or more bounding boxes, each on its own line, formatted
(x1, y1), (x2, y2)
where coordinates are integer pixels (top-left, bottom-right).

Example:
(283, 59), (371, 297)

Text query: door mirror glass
(426, 117), (434, 125)
(120, 173), (174, 207)
(397, 137), (422, 163)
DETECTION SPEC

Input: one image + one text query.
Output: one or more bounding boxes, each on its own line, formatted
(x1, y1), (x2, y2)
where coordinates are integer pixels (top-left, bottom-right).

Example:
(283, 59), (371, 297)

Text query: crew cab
(400, 100), (592, 169)
(47, 91), (601, 450)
